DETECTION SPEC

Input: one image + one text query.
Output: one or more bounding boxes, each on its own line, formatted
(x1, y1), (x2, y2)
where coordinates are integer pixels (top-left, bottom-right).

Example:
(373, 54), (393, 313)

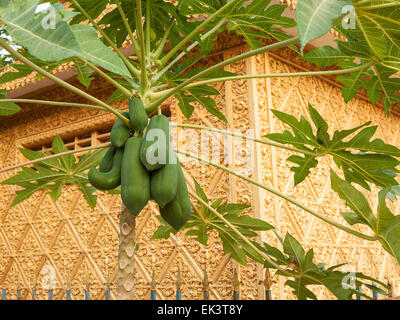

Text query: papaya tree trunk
(116, 204), (136, 300)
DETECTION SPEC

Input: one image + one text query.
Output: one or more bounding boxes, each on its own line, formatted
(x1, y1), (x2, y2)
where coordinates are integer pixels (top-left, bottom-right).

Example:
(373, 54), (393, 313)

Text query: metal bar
(66, 289), (72, 300)
(372, 285), (379, 300)
(106, 289), (111, 300)
(150, 269), (157, 301)
(356, 287), (362, 300)
(176, 268), (182, 301)
(202, 267), (210, 300)
(1, 288), (6, 300)
(17, 288), (22, 300)
(32, 289), (37, 300)
(85, 273), (90, 300)
(105, 274), (111, 300)
(48, 289), (54, 300)
(264, 269), (273, 300)
(232, 268), (240, 300)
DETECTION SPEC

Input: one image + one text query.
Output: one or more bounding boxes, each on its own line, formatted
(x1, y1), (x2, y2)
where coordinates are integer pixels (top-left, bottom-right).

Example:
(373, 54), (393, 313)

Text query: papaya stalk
(116, 205), (137, 300)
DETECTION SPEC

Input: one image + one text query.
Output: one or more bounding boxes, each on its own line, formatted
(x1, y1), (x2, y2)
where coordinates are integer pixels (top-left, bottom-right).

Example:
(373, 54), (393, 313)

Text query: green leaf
(271, 232), (383, 300)
(0, 101), (21, 116)
(283, 233), (306, 267)
(70, 24), (132, 79)
(341, 211), (369, 226)
(224, 214), (274, 231)
(365, 65), (400, 115)
(268, 104), (400, 188)
(0, 0), (83, 61)
(1, 136), (101, 209)
(217, 203), (250, 215)
(73, 58), (94, 88)
(296, 0), (347, 51)
(330, 170), (377, 229)
(181, 0), (295, 50)
(302, 45), (351, 67)
(287, 154), (319, 186)
(376, 190), (400, 264)
(51, 135), (75, 172)
(355, 14), (388, 59)
(70, 0), (108, 24)
(151, 216), (178, 240)
(176, 92), (195, 119)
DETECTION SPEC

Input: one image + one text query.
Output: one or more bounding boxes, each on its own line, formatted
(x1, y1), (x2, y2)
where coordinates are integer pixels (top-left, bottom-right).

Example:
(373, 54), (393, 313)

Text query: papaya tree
(0, 0), (400, 300)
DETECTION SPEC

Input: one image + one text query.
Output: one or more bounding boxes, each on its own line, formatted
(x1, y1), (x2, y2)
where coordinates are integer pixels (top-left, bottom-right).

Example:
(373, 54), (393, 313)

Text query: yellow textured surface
(0, 42), (399, 300)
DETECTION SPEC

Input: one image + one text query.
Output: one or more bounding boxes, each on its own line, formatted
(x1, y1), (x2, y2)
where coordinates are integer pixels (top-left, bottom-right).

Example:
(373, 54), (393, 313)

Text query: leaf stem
(0, 143), (112, 174)
(152, 20), (174, 60)
(356, 2), (400, 10)
(171, 123), (317, 156)
(0, 38), (131, 128)
(145, 0), (151, 56)
(184, 62), (374, 89)
(115, 0), (142, 59)
(0, 99), (105, 111)
(177, 149), (378, 242)
(147, 37), (300, 113)
(136, 0), (148, 93)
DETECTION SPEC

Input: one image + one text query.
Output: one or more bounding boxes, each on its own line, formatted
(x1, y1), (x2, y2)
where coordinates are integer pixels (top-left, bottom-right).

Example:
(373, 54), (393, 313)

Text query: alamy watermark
(142, 124), (256, 176)
(342, 5), (356, 30)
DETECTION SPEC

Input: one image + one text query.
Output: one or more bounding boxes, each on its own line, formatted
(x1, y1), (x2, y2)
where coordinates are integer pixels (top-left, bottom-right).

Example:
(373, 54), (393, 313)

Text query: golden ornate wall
(0, 42), (399, 300)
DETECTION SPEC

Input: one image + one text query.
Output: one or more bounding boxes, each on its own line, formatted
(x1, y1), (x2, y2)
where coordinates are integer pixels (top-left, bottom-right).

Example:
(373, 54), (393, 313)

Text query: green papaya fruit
(159, 163), (191, 230)
(151, 150), (178, 207)
(129, 96), (149, 131)
(88, 148), (124, 190)
(99, 147), (116, 172)
(140, 114), (170, 171)
(110, 112), (131, 147)
(121, 137), (151, 216)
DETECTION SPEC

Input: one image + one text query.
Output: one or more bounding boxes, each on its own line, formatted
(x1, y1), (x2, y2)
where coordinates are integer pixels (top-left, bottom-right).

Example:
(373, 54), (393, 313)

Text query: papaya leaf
(296, 0), (347, 52)
(69, 0), (108, 24)
(376, 191), (400, 264)
(331, 172), (400, 265)
(1, 136), (105, 209)
(0, 0), (83, 62)
(181, 0), (296, 49)
(0, 101), (21, 116)
(266, 103), (400, 188)
(73, 58), (94, 89)
(268, 233), (388, 300)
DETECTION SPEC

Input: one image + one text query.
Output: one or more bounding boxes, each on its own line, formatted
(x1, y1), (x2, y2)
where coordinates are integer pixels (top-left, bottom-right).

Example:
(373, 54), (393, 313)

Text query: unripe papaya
(159, 163), (191, 230)
(140, 114), (170, 171)
(110, 112), (131, 147)
(99, 147), (116, 172)
(88, 148), (124, 190)
(151, 150), (178, 207)
(129, 96), (148, 132)
(121, 137), (150, 216)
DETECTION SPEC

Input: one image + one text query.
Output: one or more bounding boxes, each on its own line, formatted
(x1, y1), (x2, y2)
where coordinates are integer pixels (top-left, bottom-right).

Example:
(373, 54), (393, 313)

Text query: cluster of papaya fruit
(88, 97), (191, 230)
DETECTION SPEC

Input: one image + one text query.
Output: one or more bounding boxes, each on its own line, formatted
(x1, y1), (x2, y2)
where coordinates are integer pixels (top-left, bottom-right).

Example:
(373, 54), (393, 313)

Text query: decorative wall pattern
(0, 43), (399, 300)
